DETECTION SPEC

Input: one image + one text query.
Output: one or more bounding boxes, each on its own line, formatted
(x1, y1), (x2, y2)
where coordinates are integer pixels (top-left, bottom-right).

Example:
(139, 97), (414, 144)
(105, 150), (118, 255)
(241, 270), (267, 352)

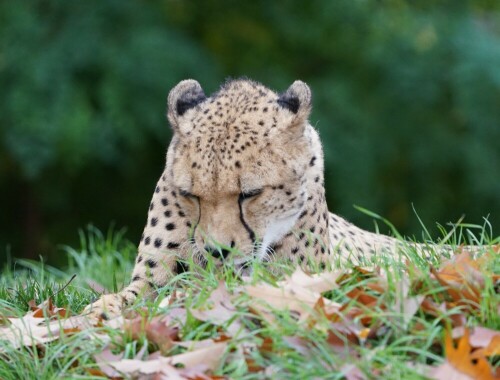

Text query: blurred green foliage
(1, 0), (499, 264)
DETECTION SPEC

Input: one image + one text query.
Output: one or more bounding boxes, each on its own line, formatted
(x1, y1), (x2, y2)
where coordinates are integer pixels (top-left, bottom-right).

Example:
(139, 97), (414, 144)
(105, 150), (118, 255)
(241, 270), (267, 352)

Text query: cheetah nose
(204, 245), (231, 260)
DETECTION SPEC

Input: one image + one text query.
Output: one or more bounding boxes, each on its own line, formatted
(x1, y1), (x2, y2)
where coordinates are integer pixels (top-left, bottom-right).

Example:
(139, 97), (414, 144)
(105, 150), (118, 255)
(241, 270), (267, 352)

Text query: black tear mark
(238, 194), (256, 242)
(277, 94), (300, 114)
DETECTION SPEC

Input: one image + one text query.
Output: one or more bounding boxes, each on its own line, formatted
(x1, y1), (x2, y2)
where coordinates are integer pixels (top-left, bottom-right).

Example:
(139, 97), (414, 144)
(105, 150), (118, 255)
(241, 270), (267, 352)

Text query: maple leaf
(452, 326), (500, 359)
(430, 329), (497, 380)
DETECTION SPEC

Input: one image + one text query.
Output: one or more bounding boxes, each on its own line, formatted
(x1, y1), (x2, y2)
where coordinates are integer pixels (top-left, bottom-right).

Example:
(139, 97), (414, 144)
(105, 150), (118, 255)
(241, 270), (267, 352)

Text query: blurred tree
(0, 0), (219, 261)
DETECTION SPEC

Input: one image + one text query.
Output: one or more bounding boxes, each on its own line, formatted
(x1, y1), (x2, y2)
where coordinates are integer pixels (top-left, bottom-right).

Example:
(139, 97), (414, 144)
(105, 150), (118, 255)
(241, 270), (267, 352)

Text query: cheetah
(84, 78), (487, 319)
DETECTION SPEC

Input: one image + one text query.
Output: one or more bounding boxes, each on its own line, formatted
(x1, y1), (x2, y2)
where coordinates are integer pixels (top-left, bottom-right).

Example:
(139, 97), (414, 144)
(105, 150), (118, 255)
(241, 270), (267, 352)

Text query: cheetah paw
(82, 294), (124, 321)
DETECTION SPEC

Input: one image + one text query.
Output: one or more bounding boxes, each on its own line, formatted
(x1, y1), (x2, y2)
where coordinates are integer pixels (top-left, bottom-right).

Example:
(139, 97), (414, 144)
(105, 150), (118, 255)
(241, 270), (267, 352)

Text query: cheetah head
(166, 79), (315, 268)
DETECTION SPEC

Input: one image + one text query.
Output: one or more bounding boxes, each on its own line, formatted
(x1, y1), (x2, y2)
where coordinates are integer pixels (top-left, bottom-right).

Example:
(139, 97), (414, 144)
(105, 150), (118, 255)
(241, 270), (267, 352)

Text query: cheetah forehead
(184, 79), (280, 136)
(170, 79), (311, 197)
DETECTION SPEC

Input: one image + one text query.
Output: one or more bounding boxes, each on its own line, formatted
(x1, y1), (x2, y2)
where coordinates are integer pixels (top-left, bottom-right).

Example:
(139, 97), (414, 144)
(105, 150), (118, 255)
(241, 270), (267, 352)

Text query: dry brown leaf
(146, 317), (180, 354)
(391, 277), (425, 329)
(245, 268), (342, 324)
(30, 298), (69, 319)
(124, 315), (180, 355)
(430, 251), (496, 310)
(104, 358), (185, 379)
(327, 321), (362, 346)
(430, 362), (475, 380)
(431, 267), (482, 309)
(176, 338), (218, 350)
(340, 364), (366, 380)
(190, 282), (242, 336)
(470, 336), (500, 359)
(282, 336), (313, 357)
(431, 329), (497, 380)
(168, 342), (227, 371)
(95, 342), (227, 379)
(0, 313), (92, 351)
(245, 356), (263, 373)
(452, 326), (500, 360)
(93, 347), (125, 378)
(245, 282), (340, 324)
(437, 251), (483, 282)
(344, 288), (379, 306)
(340, 287), (385, 327)
(452, 326), (500, 350)
(286, 267), (342, 293)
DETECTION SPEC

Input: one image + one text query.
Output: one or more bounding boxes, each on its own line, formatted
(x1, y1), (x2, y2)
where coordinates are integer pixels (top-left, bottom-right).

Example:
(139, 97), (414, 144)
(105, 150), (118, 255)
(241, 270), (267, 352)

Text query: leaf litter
(0, 250), (499, 379)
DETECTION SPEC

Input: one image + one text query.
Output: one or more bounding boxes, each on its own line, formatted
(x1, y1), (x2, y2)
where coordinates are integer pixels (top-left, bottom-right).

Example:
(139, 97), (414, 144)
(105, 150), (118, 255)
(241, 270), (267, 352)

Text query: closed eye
(179, 189), (198, 199)
(239, 188), (263, 200)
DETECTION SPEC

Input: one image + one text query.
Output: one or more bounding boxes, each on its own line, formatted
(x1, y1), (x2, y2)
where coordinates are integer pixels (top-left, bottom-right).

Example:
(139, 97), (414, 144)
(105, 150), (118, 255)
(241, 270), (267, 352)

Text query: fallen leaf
(452, 326), (500, 349)
(340, 363), (366, 380)
(282, 336), (313, 356)
(0, 313), (92, 351)
(431, 329), (496, 380)
(327, 321), (362, 346)
(191, 282), (242, 336)
(124, 315), (180, 354)
(391, 277), (425, 329)
(245, 270), (341, 324)
(30, 298), (68, 319)
(167, 341), (228, 371)
(286, 267), (342, 293)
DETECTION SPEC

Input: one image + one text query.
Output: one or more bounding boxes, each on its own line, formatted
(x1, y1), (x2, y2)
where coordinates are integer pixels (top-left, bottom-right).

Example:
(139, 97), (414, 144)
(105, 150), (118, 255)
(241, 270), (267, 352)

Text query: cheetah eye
(179, 189), (198, 199)
(239, 188), (263, 200)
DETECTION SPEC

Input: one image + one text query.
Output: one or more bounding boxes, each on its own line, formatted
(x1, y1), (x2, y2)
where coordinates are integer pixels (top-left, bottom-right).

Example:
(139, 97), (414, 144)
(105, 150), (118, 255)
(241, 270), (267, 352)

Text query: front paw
(82, 294), (124, 320)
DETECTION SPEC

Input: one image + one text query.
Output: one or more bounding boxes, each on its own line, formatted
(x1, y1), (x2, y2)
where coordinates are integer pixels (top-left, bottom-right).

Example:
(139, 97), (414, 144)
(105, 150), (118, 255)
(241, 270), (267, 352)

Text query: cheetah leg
(83, 177), (192, 320)
(82, 251), (182, 320)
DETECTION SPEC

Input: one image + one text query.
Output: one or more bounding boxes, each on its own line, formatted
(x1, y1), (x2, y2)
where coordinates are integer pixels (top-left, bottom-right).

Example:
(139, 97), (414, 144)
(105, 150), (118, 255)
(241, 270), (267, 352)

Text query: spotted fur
(83, 78), (462, 319)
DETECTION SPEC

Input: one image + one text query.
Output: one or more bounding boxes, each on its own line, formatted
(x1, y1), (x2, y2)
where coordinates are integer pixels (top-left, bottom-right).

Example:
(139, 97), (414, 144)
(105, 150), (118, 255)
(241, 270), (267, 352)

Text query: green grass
(0, 223), (498, 379)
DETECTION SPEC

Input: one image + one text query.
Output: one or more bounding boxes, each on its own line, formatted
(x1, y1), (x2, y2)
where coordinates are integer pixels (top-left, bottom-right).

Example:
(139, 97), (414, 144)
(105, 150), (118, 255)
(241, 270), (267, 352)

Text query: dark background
(1, 0), (499, 266)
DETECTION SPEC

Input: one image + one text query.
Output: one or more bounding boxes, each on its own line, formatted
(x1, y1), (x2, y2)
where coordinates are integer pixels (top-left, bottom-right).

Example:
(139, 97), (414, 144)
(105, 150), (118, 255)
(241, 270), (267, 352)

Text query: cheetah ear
(277, 80), (312, 135)
(167, 79), (206, 134)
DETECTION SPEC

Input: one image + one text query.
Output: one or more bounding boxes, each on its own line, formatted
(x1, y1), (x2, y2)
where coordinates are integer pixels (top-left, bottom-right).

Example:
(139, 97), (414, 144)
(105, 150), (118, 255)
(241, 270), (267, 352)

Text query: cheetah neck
(271, 125), (332, 264)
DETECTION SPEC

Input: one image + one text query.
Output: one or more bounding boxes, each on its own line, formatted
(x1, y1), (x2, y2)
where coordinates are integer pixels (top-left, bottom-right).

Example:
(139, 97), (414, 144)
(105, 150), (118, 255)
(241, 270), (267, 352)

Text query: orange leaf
(443, 328), (496, 380)
(62, 327), (81, 335)
(470, 336), (500, 359)
(431, 267), (481, 309)
(345, 288), (378, 306)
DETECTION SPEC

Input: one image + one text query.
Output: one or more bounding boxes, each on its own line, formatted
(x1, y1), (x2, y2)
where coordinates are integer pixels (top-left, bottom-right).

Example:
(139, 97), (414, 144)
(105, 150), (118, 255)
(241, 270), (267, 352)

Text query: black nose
(205, 245), (231, 260)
